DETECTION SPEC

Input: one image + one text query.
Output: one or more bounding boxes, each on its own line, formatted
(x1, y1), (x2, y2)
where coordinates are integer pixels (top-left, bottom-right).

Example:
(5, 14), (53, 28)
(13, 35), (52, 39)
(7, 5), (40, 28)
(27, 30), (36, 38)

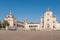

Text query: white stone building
(4, 9), (60, 31)
(22, 8), (60, 31)
(40, 8), (60, 30)
(4, 11), (17, 30)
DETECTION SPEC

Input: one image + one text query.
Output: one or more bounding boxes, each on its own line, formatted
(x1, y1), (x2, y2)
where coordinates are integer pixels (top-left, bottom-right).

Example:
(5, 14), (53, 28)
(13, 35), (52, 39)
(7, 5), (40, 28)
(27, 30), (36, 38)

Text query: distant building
(4, 9), (60, 31)
(40, 8), (60, 31)
(4, 11), (17, 30)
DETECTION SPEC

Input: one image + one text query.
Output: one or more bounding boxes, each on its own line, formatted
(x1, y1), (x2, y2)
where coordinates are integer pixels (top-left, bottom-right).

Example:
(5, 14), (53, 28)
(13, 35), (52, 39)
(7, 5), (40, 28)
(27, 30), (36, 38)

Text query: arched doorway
(47, 24), (49, 28)
(46, 24), (50, 31)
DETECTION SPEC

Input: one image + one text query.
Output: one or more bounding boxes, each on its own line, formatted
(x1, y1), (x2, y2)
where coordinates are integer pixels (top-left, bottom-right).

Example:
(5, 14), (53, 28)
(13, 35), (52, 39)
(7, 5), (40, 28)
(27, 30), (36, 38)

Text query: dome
(6, 11), (14, 18)
(45, 8), (53, 16)
(46, 8), (52, 13)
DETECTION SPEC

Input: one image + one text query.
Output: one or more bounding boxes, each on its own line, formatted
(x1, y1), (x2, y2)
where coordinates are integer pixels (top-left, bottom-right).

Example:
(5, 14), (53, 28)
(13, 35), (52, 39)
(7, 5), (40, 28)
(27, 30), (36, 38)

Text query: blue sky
(0, 0), (60, 22)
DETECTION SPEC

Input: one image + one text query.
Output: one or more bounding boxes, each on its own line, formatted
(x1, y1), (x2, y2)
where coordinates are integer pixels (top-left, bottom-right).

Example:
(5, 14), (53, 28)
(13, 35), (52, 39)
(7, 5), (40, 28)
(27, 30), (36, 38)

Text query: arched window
(53, 26), (55, 28)
(47, 19), (49, 21)
(14, 24), (15, 26)
(47, 24), (49, 28)
(42, 26), (44, 28)
(53, 21), (55, 23)
(47, 13), (49, 15)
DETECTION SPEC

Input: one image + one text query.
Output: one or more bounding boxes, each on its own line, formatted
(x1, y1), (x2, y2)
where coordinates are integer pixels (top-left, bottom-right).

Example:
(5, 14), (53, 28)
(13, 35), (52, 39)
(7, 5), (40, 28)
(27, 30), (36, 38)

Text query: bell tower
(44, 8), (53, 30)
(4, 10), (17, 30)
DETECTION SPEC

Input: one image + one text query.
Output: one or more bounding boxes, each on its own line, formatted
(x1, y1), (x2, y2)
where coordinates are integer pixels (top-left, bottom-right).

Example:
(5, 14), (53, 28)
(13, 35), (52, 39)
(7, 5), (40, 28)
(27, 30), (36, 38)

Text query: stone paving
(0, 31), (60, 40)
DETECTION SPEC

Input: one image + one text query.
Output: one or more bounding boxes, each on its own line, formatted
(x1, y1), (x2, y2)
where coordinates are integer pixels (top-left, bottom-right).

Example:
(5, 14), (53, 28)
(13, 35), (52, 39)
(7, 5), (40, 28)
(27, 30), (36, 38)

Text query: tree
(0, 22), (2, 28)
(2, 20), (9, 28)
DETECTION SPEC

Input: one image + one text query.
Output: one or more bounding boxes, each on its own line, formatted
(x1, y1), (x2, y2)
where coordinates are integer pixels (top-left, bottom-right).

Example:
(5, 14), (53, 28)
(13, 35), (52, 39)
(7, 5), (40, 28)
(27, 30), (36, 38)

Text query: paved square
(0, 31), (60, 40)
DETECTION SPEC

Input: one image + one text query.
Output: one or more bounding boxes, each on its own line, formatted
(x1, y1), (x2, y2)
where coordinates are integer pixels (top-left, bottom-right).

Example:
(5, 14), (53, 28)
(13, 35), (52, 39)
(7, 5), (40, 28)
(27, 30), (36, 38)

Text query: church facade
(4, 11), (17, 30)
(40, 9), (60, 31)
(4, 9), (60, 31)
